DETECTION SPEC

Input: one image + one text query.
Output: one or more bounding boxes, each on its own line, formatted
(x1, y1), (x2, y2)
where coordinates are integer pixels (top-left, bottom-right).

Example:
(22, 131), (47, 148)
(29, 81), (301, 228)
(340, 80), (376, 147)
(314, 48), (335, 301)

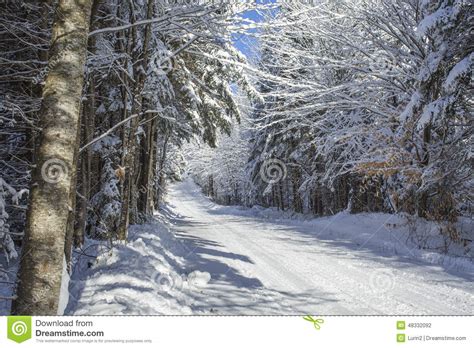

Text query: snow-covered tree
(186, 96), (253, 205)
(247, 0), (472, 226)
(399, 0), (473, 223)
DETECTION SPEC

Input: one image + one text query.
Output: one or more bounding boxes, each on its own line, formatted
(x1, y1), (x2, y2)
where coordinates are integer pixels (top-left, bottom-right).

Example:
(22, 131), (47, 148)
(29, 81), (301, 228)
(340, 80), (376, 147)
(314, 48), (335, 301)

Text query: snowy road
(164, 180), (474, 315)
(69, 180), (473, 315)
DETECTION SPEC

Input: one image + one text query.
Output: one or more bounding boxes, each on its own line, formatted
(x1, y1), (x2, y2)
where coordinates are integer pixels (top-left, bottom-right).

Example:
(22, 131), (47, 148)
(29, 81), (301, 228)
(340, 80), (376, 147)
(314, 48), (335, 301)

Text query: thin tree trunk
(147, 121), (158, 213)
(155, 134), (169, 208)
(139, 115), (157, 215)
(418, 124), (432, 218)
(74, 0), (101, 248)
(74, 147), (88, 246)
(117, 0), (154, 240)
(12, 0), (93, 315)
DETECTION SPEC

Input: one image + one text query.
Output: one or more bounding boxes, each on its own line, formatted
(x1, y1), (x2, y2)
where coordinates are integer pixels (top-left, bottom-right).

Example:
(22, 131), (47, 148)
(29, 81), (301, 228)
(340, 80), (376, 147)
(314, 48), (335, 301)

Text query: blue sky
(233, 1), (276, 60)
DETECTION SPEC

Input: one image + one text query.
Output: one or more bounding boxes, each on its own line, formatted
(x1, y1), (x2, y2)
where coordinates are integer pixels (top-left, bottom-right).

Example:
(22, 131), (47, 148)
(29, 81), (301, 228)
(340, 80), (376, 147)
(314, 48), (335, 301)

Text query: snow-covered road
(68, 180), (473, 315)
(163, 180), (473, 315)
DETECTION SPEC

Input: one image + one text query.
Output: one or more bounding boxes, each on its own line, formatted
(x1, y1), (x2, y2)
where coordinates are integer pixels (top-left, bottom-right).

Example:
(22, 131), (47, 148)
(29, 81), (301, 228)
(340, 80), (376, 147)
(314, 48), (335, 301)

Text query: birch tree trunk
(12, 0), (93, 315)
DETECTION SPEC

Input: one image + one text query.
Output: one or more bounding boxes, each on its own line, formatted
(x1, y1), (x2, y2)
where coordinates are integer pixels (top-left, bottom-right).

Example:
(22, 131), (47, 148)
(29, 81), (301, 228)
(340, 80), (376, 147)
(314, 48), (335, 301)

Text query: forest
(0, 0), (472, 315)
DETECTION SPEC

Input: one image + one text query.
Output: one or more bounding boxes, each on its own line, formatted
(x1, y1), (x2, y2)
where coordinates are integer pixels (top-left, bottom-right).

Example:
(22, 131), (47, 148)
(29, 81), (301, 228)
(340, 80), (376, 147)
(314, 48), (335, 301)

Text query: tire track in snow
(166, 180), (474, 315)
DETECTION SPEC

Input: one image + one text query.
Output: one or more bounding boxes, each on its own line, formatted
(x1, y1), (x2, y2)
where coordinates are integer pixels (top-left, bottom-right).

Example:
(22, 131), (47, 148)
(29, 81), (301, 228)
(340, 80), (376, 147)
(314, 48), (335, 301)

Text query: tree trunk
(418, 123), (432, 218)
(74, 0), (101, 248)
(74, 146), (88, 247)
(156, 134), (169, 208)
(12, 0), (93, 315)
(117, 0), (154, 240)
(291, 167), (303, 213)
(138, 115), (157, 215)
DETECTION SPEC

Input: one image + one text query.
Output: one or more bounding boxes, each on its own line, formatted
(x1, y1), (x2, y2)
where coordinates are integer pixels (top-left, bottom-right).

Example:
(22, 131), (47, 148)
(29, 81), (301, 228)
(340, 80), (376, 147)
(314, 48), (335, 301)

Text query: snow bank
(221, 206), (474, 273)
(66, 219), (211, 315)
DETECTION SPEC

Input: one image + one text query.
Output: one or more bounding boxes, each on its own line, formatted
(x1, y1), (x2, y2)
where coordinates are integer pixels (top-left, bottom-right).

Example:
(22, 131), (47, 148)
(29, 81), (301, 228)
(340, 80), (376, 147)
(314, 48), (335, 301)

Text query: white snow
(417, 5), (451, 37)
(400, 91), (421, 123)
(57, 255), (70, 315)
(67, 179), (474, 315)
(444, 54), (473, 91)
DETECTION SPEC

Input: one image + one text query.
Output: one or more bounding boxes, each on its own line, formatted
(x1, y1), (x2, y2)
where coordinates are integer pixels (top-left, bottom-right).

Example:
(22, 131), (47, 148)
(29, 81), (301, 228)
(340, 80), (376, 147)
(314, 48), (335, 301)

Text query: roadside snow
(66, 222), (208, 315)
(67, 179), (474, 315)
(57, 255), (71, 315)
